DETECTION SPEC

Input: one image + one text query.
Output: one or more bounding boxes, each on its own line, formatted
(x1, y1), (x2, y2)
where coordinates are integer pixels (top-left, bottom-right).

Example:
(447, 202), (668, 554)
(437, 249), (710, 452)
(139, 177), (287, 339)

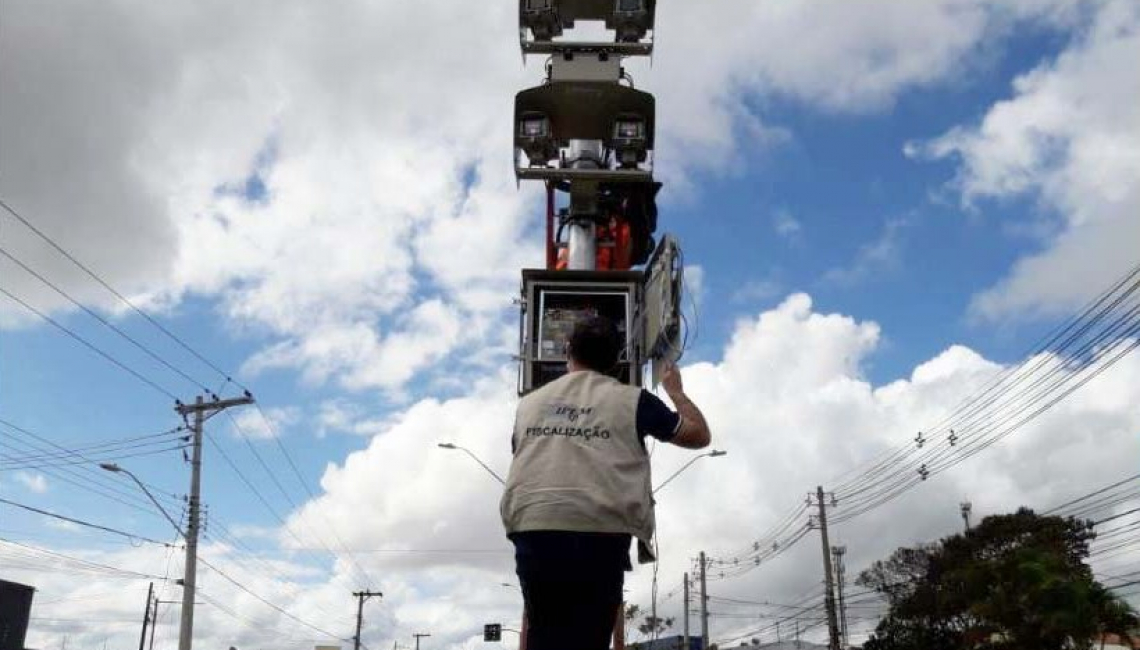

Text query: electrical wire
(0, 195), (245, 391)
(0, 497), (174, 546)
(0, 245), (214, 392)
(197, 554), (351, 641)
(0, 284), (179, 400)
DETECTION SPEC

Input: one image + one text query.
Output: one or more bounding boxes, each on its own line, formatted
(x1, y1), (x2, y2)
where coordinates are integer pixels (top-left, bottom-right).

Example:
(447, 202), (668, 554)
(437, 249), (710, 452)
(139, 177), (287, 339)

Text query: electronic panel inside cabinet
(519, 269), (643, 394)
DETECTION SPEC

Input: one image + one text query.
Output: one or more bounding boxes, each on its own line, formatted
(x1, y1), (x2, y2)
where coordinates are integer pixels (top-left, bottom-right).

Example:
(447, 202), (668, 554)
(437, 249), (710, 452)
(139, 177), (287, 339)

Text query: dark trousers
(511, 531), (631, 650)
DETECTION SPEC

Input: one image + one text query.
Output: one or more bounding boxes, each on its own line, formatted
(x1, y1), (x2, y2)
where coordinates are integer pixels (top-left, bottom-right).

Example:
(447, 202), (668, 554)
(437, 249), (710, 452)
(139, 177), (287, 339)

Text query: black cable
(224, 411), (375, 589)
(0, 245), (213, 392)
(833, 315), (1140, 523)
(0, 285), (179, 399)
(0, 417), (185, 507)
(0, 443), (187, 470)
(0, 497), (173, 546)
(0, 196), (244, 391)
(255, 403), (378, 588)
(198, 555), (350, 641)
(0, 537), (166, 580)
(836, 269), (1140, 501)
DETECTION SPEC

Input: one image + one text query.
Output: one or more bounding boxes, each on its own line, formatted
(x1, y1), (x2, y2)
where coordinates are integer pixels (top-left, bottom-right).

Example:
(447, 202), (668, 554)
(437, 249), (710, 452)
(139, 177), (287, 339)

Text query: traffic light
(484, 623), (502, 642)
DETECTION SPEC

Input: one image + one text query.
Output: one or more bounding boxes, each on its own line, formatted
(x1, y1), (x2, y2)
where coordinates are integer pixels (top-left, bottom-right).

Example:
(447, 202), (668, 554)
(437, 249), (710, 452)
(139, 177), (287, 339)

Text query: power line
(0, 537), (166, 581)
(0, 284), (179, 400)
(224, 411), (375, 589)
(0, 245), (213, 392)
(198, 554), (349, 641)
(251, 403), (378, 588)
(0, 417), (185, 510)
(0, 195), (244, 391)
(0, 497), (174, 546)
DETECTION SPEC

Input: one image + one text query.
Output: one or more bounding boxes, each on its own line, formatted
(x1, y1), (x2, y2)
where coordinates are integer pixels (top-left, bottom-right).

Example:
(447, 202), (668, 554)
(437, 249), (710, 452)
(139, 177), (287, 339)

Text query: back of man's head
(567, 315), (622, 374)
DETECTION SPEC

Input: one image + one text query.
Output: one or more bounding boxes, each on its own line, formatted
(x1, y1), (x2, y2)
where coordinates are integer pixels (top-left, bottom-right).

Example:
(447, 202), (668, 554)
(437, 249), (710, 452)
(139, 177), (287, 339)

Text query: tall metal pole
(174, 394), (253, 650)
(138, 582), (154, 650)
(148, 594), (158, 650)
(354, 593), (366, 650)
(413, 633), (430, 650)
(960, 501), (972, 532)
(682, 572), (690, 650)
(816, 486), (841, 650)
(353, 590), (383, 650)
(178, 396), (205, 650)
(699, 552), (709, 649)
(833, 546), (849, 648)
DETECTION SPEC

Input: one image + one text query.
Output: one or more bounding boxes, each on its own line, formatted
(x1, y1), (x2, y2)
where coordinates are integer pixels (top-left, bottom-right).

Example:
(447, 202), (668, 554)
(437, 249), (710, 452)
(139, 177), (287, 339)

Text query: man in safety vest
(501, 315), (712, 650)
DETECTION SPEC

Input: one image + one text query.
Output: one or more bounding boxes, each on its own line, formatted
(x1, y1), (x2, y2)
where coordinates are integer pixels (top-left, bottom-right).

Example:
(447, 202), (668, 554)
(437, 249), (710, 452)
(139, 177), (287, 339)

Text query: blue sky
(2, 0), (1139, 647)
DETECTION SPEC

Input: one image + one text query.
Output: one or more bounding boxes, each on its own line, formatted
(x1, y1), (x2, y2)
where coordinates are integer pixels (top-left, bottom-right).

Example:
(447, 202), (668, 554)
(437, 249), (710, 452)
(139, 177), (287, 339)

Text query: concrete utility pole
(961, 501), (973, 532)
(699, 552), (709, 649)
(832, 546), (849, 648)
(682, 572), (690, 649)
(175, 394), (253, 650)
(353, 590), (383, 650)
(814, 487), (841, 650)
(413, 633), (430, 650)
(138, 582), (154, 650)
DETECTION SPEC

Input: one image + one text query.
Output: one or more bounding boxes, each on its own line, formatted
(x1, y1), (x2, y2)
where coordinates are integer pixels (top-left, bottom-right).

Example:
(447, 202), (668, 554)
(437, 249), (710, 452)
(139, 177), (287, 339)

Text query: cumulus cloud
(15, 471), (49, 494)
(910, 0), (1140, 320)
(229, 406), (299, 441)
(0, 0), (1097, 389)
(14, 294), (1140, 647)
(822, 218), (908, 286)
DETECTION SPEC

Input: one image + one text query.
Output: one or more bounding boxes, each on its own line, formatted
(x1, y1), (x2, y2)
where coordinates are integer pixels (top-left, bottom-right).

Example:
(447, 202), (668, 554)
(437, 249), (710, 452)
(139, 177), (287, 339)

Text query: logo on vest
(525, 403), (610, 441)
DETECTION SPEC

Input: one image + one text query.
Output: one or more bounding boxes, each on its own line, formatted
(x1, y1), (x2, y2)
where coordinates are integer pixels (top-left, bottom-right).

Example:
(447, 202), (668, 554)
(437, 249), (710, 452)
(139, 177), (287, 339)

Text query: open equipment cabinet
(517, 235), (682, 394)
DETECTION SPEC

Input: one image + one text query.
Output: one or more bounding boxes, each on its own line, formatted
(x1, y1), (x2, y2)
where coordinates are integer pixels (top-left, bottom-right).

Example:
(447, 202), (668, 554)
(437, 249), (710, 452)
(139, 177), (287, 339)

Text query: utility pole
(413, 633), (430, 650)
(352, 590), (383, 650)
(148, 593), (158, 650)
(960, 501), (972, 532)
(699, 552), (709, 649)
(682, 572), (690, 650)
(795, 621), (801, 649)
(813, 486), (841, 650)
(832, 546), (849, 648)
(138, 582), (154, 650)
(175, 393), (253, 650)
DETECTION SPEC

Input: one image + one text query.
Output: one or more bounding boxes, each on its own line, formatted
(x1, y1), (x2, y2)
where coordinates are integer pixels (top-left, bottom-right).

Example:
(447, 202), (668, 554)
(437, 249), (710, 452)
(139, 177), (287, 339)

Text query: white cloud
(774, 209), (803, 240)
(15, 471), (48, 494)
(15, 295), (1140, 647)
(822, 218), (908, 286)
(732, 278), (783, 304)
(0, 0), (1098, 388)
(910, 0), (1140, 320)
(230, 406), (299, 441)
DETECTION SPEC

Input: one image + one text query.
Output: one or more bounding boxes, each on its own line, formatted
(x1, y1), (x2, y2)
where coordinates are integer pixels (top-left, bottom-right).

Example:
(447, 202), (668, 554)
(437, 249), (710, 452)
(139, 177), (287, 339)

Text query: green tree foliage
(856, 508), (1137, 650)
(637, 614), (675, 639)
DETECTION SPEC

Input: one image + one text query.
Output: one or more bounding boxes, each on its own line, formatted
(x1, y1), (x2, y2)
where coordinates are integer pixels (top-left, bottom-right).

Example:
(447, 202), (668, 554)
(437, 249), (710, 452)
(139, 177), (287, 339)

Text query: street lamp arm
(652, 450), (726, 495)
(438, 443), (506, 485)
(101, 464), (186, 538)
(459, 447), (507, 486)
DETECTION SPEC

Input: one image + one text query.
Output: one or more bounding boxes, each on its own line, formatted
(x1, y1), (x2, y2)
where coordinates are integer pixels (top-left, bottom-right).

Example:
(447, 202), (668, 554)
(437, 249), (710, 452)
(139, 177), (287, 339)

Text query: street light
(652, 450), (727, 494)
(100, 463), (186, 538)
(437, 443), (506, 485)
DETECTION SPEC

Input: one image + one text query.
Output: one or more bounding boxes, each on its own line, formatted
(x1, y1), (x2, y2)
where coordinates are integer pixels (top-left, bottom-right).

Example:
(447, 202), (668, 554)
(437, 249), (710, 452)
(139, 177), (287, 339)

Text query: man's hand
(661, 361), (711, 449)
(661, 361), (684, 398)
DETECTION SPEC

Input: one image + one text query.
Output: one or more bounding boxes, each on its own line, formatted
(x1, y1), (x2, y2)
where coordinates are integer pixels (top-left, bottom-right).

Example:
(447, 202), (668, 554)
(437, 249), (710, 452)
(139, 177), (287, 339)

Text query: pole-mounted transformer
(512, 0), (682, 394)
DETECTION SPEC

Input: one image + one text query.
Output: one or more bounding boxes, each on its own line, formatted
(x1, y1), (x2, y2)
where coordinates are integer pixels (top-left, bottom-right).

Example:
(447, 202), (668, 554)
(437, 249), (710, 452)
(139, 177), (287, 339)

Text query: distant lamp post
(652, 450), (727, 494)
(100, 463), (186, 538)
(437, 443), (506, 485)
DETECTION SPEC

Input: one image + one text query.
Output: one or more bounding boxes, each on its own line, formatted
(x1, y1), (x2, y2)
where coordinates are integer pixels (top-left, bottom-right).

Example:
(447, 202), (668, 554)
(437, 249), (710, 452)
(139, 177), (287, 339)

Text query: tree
(637, 614), (675, 640)
(625, 604), (642, 641)
(857, 508), (1137, 650)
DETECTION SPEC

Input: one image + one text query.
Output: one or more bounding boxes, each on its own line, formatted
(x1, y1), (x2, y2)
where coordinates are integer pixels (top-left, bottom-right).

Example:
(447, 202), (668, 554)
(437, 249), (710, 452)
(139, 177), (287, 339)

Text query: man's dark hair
(567, 314), (622, 373)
